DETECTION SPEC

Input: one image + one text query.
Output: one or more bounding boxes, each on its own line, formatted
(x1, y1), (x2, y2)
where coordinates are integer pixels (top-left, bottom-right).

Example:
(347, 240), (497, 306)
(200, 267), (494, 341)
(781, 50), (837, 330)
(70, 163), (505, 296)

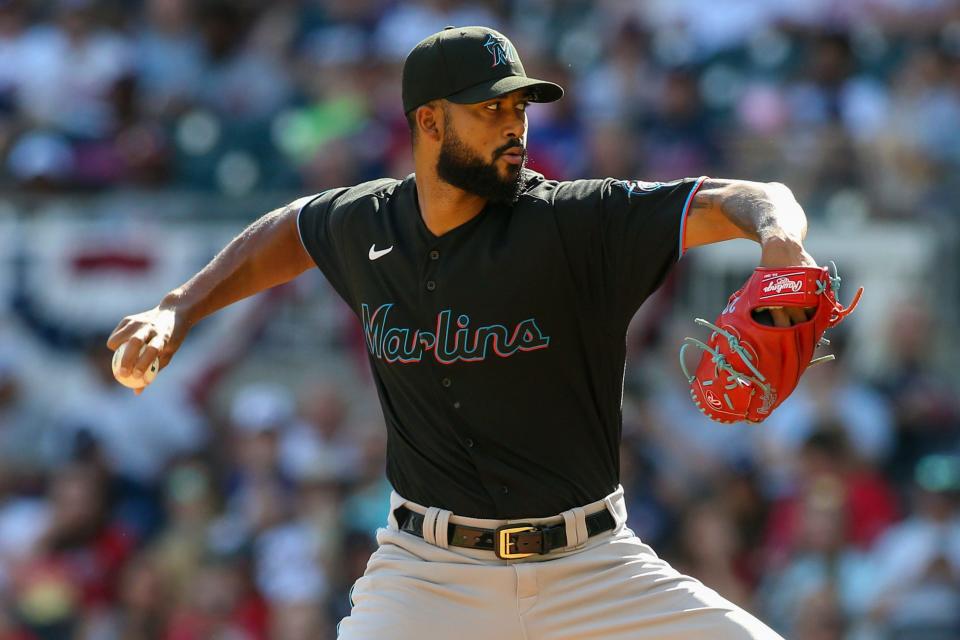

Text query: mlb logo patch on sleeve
(614, 179), (683, 196)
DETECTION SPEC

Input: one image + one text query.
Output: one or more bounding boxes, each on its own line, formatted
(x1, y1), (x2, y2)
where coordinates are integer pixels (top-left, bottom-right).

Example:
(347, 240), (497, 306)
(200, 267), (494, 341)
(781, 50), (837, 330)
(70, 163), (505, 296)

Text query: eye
(485, 102), (499, 111)
(517, 102), (529, 111)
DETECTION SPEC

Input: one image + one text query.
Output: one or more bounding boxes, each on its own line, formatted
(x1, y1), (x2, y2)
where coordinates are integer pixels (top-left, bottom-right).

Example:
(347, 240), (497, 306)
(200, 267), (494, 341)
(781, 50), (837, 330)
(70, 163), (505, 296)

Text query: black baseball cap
(402, 26), (564, 114)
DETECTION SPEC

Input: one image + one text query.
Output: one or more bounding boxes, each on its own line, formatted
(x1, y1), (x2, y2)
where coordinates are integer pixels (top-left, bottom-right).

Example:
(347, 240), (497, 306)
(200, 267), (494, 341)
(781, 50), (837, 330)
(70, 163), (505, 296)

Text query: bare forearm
(163, 201), (313, 324)
(692, 179), (807, 246)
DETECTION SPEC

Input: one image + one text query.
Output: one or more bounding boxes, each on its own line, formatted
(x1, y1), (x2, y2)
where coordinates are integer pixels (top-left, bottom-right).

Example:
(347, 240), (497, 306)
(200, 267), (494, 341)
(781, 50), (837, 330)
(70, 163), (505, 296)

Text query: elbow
(763, 181), (808, 241)
(763, 181), (794, 199)
(721, 180), (795, 213)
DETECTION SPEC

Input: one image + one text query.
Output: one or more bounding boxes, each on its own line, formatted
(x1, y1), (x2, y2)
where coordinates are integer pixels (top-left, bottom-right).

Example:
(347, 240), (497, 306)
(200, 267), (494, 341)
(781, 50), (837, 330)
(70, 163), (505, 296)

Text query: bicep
(236, 200), (317, 288)
(683, 178), (759, 249)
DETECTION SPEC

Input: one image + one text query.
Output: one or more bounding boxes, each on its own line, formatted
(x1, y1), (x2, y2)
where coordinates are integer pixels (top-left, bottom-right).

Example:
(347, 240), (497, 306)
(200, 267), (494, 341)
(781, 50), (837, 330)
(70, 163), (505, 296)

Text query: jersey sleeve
(599, 176), (706, 317)
(296, 187), (355, 306)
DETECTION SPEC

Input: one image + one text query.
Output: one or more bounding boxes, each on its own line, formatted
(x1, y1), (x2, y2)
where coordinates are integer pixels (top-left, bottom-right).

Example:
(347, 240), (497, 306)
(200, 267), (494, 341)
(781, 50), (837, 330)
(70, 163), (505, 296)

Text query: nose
(503, 107), (526, 141)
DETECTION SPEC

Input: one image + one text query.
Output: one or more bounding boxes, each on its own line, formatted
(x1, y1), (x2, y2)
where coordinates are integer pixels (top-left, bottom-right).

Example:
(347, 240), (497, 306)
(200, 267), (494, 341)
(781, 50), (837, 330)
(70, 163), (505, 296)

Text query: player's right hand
(106, 303), (190, 394)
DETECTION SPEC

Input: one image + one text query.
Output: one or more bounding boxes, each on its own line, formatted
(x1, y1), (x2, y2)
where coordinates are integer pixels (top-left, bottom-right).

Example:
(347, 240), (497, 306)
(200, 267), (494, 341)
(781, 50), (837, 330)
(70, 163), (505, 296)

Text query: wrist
(759, 234), (803, 252)
(160, 289), (197, 325)
(760, 237), (817, 268)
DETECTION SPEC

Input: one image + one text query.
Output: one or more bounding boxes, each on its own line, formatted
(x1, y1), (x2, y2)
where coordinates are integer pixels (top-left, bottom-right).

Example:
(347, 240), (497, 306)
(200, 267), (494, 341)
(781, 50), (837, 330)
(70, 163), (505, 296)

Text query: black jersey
(297, 169), (705, 518)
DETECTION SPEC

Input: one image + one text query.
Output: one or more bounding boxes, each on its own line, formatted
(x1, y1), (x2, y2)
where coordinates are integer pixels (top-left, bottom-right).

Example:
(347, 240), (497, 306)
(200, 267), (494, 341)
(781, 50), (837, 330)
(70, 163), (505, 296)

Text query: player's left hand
(757, 238), (818, 327)
(679, 259), (863, 424)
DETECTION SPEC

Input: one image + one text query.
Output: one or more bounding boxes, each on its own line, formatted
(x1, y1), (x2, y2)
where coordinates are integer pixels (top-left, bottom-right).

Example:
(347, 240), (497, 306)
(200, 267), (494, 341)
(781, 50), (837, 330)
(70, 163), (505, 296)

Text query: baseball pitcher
(108, 26), (860, 639)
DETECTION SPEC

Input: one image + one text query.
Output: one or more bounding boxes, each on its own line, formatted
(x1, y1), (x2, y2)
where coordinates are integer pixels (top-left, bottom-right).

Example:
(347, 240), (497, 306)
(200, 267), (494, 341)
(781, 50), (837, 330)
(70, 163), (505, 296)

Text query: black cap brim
(445, 75), (563, 105)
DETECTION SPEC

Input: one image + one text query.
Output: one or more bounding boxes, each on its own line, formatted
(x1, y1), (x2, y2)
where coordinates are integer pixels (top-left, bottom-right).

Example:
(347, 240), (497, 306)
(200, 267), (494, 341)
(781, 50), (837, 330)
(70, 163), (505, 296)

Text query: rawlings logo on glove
(762, 275), (804, 295)
(679, 261), (863, 424)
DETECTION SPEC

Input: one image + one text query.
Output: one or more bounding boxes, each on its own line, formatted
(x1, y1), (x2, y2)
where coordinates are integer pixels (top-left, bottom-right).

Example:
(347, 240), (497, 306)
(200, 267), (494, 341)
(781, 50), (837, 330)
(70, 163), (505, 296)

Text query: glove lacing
(679, 319), (776, 417)
(816, 260), (864, 329)
(810, 261), (864, 366)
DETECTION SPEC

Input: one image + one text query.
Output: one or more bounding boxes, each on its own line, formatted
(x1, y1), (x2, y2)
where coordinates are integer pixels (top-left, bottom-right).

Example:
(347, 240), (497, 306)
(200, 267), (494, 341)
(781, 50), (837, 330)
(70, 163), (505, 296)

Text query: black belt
(394, 505), (616, 560)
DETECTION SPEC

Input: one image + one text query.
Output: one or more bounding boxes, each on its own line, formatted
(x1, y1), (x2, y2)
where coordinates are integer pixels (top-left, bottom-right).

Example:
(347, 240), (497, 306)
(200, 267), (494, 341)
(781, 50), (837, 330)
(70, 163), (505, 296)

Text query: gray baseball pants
(336, 486), (783, 639)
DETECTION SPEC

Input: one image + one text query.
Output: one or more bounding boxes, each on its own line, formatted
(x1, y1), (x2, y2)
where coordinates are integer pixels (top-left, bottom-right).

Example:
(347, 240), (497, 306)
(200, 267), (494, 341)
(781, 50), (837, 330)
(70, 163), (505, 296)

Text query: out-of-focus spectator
(0, 0), (27, 120)
(786, 33), (858, 129)
(574, 20), (660, 126)
(135, 0), (204, 118)
(8, 462), (135, 638)
(373, 0), (501, 61)
(224, 382), (296, 537)
(792, 587), (848, 640)
(639, 0), (787, 57)
(873, 300), (960, 484)
(194, 0), (292, 123)
(763, 428), (898, 564)
(53, 337), (206, 485)
(51, 336), (206, 539)
(584, 120), (641, 182)
(255, 520), (330, 640)
(860, 45), (958, 220)
(639, 66), (723, 179)
(756, 333), (895, 495)
(617, 434), (674, 549)
(107, 552), (174, 639)
(294, 470), (343, 578)
(0, 481), (48, 596)
(759, 474), (878, 638)
(15, 0), (132, 137)
(326, 529), (376, 631)
(0, 356), (57, 482)
(149, 460), (219, 601)
(867, 455), (960, 639)
(165, 557), (266, 640)
(672, 499), (754, 610)
(525, 63), (586, 180)
(280, 380), (363, 484)
(340, 431), (391, 538)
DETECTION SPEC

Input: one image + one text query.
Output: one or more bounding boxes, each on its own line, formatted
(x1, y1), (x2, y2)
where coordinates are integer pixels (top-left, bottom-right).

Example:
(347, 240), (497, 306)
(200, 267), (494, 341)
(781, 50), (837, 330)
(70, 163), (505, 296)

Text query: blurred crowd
(1, 1), (960, 639)
(0, 0), (958, 220)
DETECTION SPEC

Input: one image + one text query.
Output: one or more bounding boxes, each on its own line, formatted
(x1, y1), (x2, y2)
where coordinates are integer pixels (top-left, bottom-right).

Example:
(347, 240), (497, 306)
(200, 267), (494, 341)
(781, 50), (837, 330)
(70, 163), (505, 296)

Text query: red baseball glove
(679, 261), (863, 424)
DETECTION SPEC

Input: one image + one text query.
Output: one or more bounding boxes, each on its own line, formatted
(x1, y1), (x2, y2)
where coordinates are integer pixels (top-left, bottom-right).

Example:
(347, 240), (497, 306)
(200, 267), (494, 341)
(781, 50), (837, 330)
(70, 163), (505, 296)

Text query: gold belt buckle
(495, 524), (537, 559)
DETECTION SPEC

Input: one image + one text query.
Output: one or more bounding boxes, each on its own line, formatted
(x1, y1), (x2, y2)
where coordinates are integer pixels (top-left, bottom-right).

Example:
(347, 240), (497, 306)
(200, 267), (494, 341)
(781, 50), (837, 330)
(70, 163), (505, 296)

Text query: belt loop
(422, 507), (441, 546)
(573, 506), (588, 547)
(603, 485), (626, 528)
(433, 509), (452, 549)
(561, 506), (588, 549)
(388, 491), (407, 530)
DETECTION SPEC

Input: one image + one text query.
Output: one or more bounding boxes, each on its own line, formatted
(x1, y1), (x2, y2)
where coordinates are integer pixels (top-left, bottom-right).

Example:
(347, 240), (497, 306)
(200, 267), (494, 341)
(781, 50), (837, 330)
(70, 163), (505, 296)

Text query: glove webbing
(679, 319), (775, 417)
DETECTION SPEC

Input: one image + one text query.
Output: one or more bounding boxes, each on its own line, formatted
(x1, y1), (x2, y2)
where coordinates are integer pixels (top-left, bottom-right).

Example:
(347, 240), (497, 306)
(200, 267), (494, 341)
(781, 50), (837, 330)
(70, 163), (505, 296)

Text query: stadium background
(0, 0), (959, 638)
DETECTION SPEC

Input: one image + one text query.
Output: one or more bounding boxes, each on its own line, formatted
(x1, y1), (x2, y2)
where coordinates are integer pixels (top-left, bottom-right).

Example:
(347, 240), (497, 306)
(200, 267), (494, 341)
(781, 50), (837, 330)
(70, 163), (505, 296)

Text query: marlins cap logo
(483, 34), (515, 67)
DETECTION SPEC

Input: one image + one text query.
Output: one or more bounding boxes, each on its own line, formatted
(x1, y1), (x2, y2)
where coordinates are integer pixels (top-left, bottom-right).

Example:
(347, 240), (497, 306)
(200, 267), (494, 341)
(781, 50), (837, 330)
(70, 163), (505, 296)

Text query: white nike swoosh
(368, 244), (393, 260)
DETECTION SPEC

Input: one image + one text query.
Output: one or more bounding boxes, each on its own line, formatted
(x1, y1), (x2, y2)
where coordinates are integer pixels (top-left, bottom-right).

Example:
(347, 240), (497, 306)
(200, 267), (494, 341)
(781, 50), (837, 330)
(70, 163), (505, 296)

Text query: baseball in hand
(111, 342), (160, 389)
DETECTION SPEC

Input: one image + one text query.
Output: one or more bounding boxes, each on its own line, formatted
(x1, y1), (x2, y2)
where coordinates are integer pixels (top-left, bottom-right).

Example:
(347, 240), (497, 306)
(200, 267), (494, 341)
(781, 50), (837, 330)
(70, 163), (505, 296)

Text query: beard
(436, 126), (526, 205)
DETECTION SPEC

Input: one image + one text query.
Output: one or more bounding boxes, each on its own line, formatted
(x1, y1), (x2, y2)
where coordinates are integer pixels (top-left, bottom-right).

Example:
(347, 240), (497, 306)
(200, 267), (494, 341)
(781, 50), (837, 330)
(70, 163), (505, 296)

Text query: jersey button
(465, 438), (474, 448)
(453, 401), (461, 409)
(426, 280), (437, 291)
(429, 250), (440, 260)
(501, 486), (509, 495)
(441, 377), (452, 388)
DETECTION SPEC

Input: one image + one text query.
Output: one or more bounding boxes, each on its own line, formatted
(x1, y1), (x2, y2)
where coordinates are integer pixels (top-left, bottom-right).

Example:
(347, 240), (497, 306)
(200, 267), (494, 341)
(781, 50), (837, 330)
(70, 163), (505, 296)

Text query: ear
(416, 102), (443, 142)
